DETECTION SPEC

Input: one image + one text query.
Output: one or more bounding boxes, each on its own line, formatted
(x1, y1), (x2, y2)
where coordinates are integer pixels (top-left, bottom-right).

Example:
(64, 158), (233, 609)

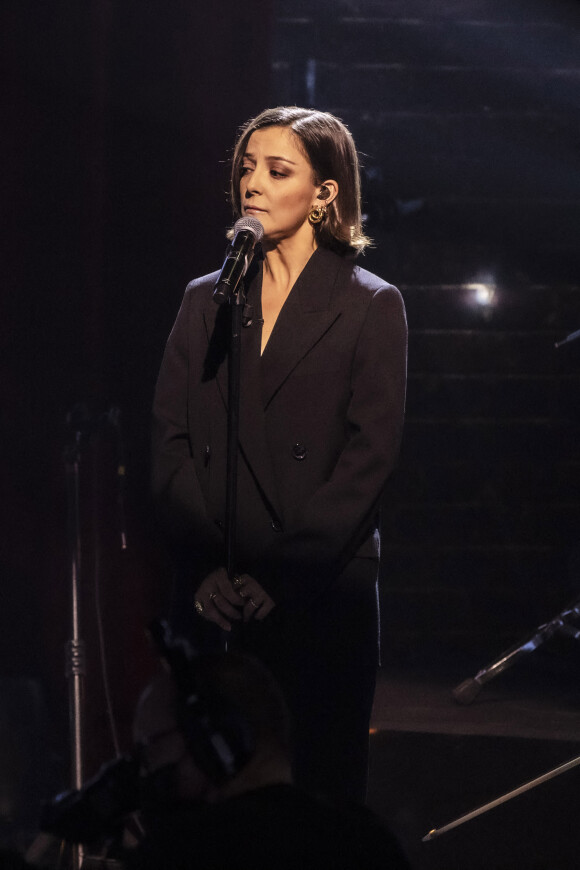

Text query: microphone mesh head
(233, 215), (264, 243)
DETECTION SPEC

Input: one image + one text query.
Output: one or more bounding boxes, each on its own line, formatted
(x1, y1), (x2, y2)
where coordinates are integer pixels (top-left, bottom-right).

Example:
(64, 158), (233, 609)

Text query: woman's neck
(259, 236), (318, 354)
(262, 235), (317, 294)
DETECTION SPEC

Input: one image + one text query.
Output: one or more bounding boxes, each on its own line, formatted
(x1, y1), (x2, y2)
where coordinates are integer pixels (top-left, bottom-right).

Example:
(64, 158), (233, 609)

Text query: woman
(152, 107), (407, 803)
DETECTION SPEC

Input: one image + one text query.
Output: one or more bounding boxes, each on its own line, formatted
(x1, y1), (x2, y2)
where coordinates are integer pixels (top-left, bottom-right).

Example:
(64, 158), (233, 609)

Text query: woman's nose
(244, 168), (263, 195)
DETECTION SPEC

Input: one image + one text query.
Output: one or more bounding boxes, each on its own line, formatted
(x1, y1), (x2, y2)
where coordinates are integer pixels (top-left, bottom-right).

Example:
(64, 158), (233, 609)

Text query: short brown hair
(230, 106), (371, 257)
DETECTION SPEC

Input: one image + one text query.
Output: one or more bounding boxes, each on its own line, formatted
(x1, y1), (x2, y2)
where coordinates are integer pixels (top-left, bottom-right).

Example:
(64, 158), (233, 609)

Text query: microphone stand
(213, 219), (263, 641)
(63, 428), (86, 870)
(61, 405), (128, 866)
(224, 280), (246, 585)
(213, 268), (249, 605)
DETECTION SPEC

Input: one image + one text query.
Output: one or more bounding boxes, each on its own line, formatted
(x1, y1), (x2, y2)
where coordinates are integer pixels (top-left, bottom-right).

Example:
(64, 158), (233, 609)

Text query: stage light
(464, 276), (497, 308)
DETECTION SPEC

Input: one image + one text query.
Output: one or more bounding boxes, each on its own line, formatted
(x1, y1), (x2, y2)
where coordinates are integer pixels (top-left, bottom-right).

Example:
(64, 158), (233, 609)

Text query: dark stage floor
(368, 644), (580, 869)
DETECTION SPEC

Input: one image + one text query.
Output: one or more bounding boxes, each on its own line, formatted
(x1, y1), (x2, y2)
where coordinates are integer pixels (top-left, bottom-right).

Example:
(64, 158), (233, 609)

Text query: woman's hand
(193, 569), (276, 629)
(193, 567), (244, 631)
(232, 573), (276, 622)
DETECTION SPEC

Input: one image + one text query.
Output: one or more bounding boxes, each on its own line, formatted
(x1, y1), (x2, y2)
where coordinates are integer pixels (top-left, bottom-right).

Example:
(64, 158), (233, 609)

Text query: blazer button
(291, 442), (308, 461)
(271, 520), (282, 532)
(204, 445), (211, 466)
(214, 518), (224, 530)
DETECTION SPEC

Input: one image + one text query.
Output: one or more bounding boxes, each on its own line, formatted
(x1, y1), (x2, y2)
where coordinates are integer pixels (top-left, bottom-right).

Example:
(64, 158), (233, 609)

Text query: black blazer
(152, 247), (407, 610)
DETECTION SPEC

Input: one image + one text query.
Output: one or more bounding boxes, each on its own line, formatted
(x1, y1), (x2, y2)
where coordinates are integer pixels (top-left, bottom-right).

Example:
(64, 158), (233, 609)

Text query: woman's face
(239, 126), (319, 245)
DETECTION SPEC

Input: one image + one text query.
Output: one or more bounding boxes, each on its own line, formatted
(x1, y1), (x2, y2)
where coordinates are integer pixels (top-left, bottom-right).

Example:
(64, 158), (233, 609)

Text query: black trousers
(170, 557), (380, 804)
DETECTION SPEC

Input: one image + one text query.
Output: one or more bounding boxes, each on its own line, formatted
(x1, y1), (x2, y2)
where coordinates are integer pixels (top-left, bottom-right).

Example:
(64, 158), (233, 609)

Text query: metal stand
(423, 752), (580, 840)
(224, 282), (246, 584)
(27, 409), (128, 869)
(213, 220), (262, 587)
(64, 431), (86, 870)
(453, 595), (580, 704)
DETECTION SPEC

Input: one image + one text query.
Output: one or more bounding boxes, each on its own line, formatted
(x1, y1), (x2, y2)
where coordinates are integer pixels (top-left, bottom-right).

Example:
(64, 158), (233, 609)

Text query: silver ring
(232, 574), (244, 590)
(194, 599), (204, 615)
(249, 597), (259, 608)
(209, 592), (217, 602)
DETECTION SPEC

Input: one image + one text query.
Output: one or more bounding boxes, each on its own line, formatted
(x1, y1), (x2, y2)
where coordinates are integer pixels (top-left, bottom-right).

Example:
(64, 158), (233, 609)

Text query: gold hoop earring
(308, 205), (327, 226)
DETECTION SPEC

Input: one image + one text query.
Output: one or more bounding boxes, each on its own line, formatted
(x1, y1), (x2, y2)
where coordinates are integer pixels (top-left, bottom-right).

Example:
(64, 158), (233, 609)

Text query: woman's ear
(316, 180), (338, 206)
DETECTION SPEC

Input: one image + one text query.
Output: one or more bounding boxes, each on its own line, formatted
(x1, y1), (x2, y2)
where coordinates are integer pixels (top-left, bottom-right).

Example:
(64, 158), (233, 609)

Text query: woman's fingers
(235, 574), (276, 622)
(194, 594), (233, 631)
(216, 572), (246, 607)
(210, 590), (243, 621)
(193, 569), (276, 628)
(193, 568), (243, 631)
(244, 590), (276, 622)
(257, 595), (276, 619)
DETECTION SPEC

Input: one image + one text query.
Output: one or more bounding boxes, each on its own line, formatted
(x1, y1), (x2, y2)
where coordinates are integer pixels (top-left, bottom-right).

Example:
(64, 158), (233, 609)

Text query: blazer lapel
(200, 248), (344, 524)
(202, 256), (264, 409)
(238, 313), (283, 522)
(202, 268), (284, 523)
(260, 247), (342, 408)
(202, 294), (229, 403)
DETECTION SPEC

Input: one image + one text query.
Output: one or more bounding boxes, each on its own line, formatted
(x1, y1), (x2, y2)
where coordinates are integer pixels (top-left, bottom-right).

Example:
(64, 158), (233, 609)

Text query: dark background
(1, 0), (579, 838)
(1, 0), (274, 803)
(274, 0), (580, 657)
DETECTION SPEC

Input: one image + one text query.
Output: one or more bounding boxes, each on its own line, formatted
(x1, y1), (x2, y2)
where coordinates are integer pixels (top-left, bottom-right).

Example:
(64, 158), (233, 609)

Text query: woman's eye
(270, 169), (286, 178)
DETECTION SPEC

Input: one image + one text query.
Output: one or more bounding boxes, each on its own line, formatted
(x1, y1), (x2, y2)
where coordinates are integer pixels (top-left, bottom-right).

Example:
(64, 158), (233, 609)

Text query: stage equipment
(61, 405), (128, 869)
(213, 215), (263, 305)
(423, 753), (580, 841)
(453, 594), (580, 705)
(63, 408), (89, 870)
(555, 327), (580, 349)
(212, 217), (263, 585)
(38, 619), (254, 850)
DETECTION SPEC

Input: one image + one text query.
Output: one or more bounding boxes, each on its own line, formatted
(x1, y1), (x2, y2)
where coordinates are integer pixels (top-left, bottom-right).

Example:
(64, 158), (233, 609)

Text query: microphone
(213, 216), (264, 305)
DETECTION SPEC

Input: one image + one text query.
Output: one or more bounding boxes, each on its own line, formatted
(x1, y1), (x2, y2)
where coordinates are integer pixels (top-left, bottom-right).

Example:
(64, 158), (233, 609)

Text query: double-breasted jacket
(152, 246), (407, 613)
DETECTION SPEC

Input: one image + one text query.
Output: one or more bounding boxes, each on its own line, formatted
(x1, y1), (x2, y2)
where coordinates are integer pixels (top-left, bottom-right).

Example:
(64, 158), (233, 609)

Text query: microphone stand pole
(213, 220), (263, 645)
(224, 280), (246, 587)
(63, 430), (86, 870)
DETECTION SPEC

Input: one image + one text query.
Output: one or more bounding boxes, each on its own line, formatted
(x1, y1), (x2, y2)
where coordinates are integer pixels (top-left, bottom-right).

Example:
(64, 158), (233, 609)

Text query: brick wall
(272, 0), (580, 656)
